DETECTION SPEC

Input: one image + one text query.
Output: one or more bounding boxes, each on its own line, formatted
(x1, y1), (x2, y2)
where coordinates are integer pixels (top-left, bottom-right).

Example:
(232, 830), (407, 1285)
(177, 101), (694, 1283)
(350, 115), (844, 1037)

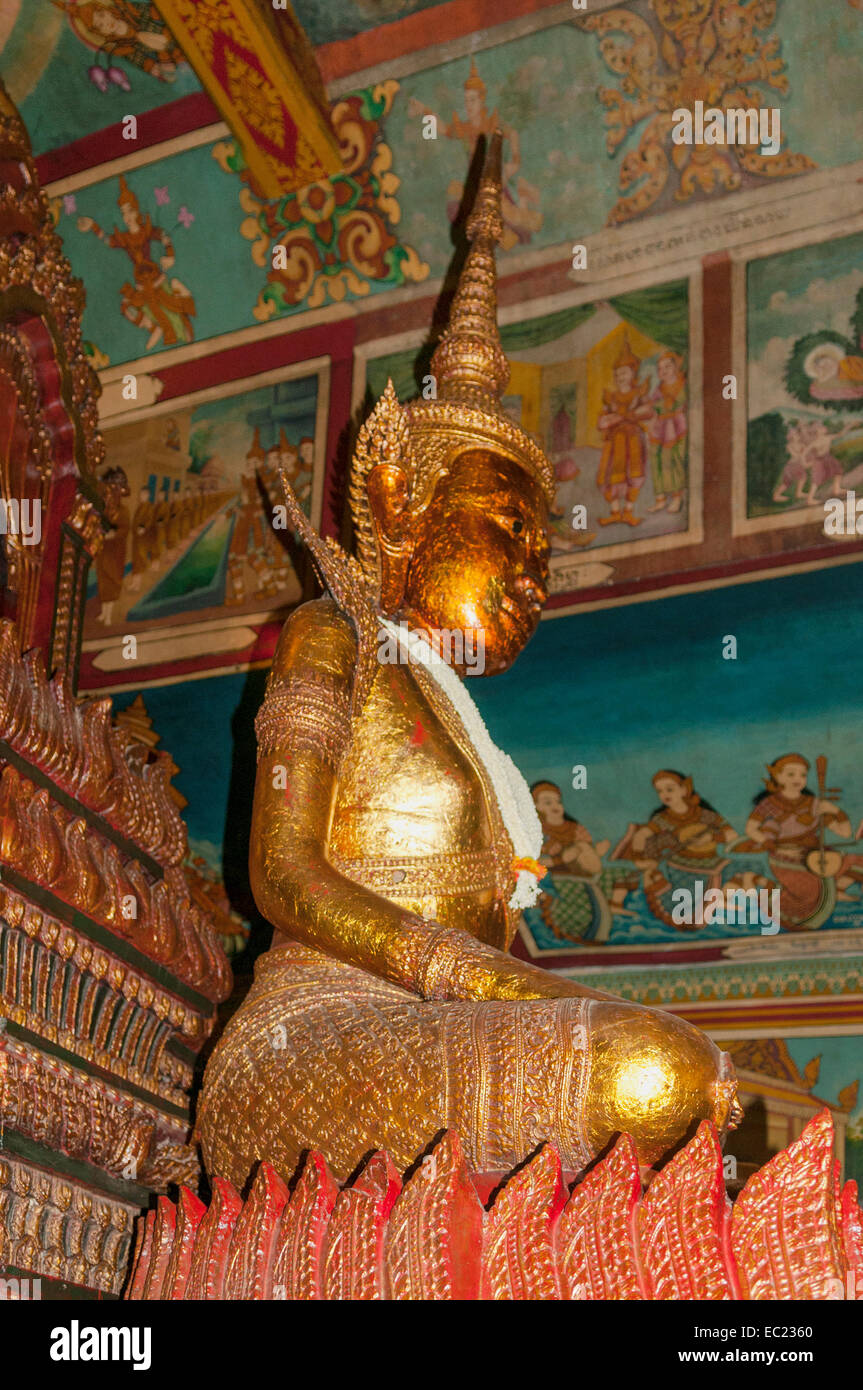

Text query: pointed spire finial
(430, 131), (509, 409)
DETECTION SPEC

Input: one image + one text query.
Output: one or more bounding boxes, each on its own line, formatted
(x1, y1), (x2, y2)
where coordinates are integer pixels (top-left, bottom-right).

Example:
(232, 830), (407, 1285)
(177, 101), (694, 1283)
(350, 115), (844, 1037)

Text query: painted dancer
(647, 350), (688, 514)
(77, 177), (195, 350)
(596, 335), (653, 527)
(51, 1), (184, 88)
(406, 58), (542, 249)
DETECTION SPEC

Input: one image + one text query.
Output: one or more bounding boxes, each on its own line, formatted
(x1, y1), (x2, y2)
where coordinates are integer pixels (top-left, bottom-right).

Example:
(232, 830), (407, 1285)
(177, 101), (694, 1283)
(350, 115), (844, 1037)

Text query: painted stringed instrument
(806, 754), (844, 877)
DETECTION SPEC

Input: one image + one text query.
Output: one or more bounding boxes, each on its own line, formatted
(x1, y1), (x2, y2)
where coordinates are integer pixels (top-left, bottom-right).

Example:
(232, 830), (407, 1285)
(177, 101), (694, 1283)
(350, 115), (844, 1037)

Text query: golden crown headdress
(464, 57), (486, 96)
(614, 332), (640, 372)
(348, 131), (554, 591)
(117, 174), (139, 212)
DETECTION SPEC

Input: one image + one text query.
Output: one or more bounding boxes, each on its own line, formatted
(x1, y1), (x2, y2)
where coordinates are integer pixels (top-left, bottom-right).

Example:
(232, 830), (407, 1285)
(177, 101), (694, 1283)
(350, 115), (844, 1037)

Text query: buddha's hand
(408, 918), (617, 1004)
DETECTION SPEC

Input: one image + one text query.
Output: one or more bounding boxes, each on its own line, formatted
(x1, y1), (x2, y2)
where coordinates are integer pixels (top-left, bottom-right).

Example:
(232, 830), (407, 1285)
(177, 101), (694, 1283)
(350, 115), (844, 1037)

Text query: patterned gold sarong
(199, 941), (593, 1186)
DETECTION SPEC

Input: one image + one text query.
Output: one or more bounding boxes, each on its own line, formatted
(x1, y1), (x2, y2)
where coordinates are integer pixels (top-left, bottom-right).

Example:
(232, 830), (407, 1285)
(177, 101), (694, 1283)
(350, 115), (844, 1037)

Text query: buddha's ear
(367, 463), (410, 541)
(367, 463), (413, 613)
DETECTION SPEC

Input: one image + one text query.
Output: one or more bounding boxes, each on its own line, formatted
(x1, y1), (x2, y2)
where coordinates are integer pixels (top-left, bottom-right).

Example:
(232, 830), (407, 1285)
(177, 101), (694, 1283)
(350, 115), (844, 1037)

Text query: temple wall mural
(487, 566), (863, 955)
(8, 1), (863, 367)
(0, 0), (199, 157)
(80, 363), (328, 683)
(1, 0), (862, 1322)
(743, 228), (863, 528)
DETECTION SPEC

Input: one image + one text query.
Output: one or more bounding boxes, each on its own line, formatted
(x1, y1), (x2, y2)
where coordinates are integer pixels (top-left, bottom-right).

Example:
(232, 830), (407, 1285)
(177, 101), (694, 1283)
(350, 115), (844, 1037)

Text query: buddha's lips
(513, 574), (547, 612)
(499, 591), (542, 636)
(498, 594), (533, 636)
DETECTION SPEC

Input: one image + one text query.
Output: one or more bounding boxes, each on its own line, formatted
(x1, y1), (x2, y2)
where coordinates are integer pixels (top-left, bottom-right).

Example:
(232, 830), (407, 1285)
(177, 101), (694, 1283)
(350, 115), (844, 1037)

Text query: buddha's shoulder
(271, 597), (358, 680)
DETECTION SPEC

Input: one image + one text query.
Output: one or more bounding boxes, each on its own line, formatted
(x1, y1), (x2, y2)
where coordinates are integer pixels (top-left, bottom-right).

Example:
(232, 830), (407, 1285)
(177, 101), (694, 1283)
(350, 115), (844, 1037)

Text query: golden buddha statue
(198, 135), (741, 1187)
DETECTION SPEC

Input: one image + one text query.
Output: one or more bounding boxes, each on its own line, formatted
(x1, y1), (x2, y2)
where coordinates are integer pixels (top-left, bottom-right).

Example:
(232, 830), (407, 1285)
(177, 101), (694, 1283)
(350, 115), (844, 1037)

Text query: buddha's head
(362, 434), (550, 676)
(351, 131), (554, 677)
(400, 447), (550, 675)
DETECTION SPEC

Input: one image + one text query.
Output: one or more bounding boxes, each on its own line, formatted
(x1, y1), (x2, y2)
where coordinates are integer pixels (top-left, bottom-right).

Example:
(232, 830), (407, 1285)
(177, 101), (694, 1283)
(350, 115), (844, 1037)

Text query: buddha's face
(400, 449), (549, 676)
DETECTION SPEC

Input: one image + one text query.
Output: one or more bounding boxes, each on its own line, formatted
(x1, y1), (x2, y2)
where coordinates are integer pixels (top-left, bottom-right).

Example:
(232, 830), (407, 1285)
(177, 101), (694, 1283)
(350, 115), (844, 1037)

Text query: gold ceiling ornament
(404, 131), (555, 506)
(152, 0), (341, 197)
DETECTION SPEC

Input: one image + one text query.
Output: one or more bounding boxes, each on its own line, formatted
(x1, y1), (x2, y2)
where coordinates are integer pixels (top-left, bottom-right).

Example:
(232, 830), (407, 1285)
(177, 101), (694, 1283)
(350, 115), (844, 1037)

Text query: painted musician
(744, 753), (852, 929)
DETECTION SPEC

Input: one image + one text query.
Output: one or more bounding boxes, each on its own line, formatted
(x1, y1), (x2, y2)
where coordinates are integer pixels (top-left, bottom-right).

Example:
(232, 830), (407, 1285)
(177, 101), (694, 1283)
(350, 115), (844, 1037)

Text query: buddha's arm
(250, 598), (615, 1004)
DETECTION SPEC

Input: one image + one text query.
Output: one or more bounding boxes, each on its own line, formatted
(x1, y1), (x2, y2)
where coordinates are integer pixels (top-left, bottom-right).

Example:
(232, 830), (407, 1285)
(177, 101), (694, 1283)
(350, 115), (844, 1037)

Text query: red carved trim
(126, 1113), (853, 1301)
(148, 317), (354, 405)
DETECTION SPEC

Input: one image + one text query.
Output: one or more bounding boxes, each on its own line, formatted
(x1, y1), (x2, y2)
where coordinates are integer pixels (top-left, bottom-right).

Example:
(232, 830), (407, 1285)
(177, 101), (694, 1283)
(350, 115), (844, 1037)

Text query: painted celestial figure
(77, 176), (196, 349)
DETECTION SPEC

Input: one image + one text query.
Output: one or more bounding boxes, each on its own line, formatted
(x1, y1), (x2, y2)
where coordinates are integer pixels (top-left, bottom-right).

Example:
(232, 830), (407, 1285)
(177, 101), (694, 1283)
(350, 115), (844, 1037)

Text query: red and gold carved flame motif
(126, 1110), (863, 1301)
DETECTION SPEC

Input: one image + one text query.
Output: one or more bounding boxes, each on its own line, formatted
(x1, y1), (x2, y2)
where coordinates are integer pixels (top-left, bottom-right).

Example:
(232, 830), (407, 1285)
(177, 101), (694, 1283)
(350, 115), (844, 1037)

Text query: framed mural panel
(356, 270), (703, 599)
(734, 222), (863, 540)
(79, 356), (330, 686)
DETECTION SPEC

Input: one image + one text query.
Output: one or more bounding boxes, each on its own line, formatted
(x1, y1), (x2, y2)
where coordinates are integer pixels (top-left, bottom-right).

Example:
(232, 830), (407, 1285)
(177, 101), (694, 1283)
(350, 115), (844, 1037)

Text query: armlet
(254, 671), (352, 770)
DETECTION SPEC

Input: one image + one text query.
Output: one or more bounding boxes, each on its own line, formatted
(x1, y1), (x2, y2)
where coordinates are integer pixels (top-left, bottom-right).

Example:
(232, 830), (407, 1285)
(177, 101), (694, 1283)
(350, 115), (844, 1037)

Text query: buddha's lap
(198, 943), (730, 1185)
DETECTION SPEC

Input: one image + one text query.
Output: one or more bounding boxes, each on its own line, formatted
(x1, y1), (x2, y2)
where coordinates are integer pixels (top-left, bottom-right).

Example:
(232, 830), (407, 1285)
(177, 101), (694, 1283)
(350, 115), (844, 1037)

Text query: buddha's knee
(584, 1001), (740, 1164)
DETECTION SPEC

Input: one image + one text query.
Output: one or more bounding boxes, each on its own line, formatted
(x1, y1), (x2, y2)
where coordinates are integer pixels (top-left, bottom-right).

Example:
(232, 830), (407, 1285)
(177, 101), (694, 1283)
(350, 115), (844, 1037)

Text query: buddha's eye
(493, 509), (526, 537)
